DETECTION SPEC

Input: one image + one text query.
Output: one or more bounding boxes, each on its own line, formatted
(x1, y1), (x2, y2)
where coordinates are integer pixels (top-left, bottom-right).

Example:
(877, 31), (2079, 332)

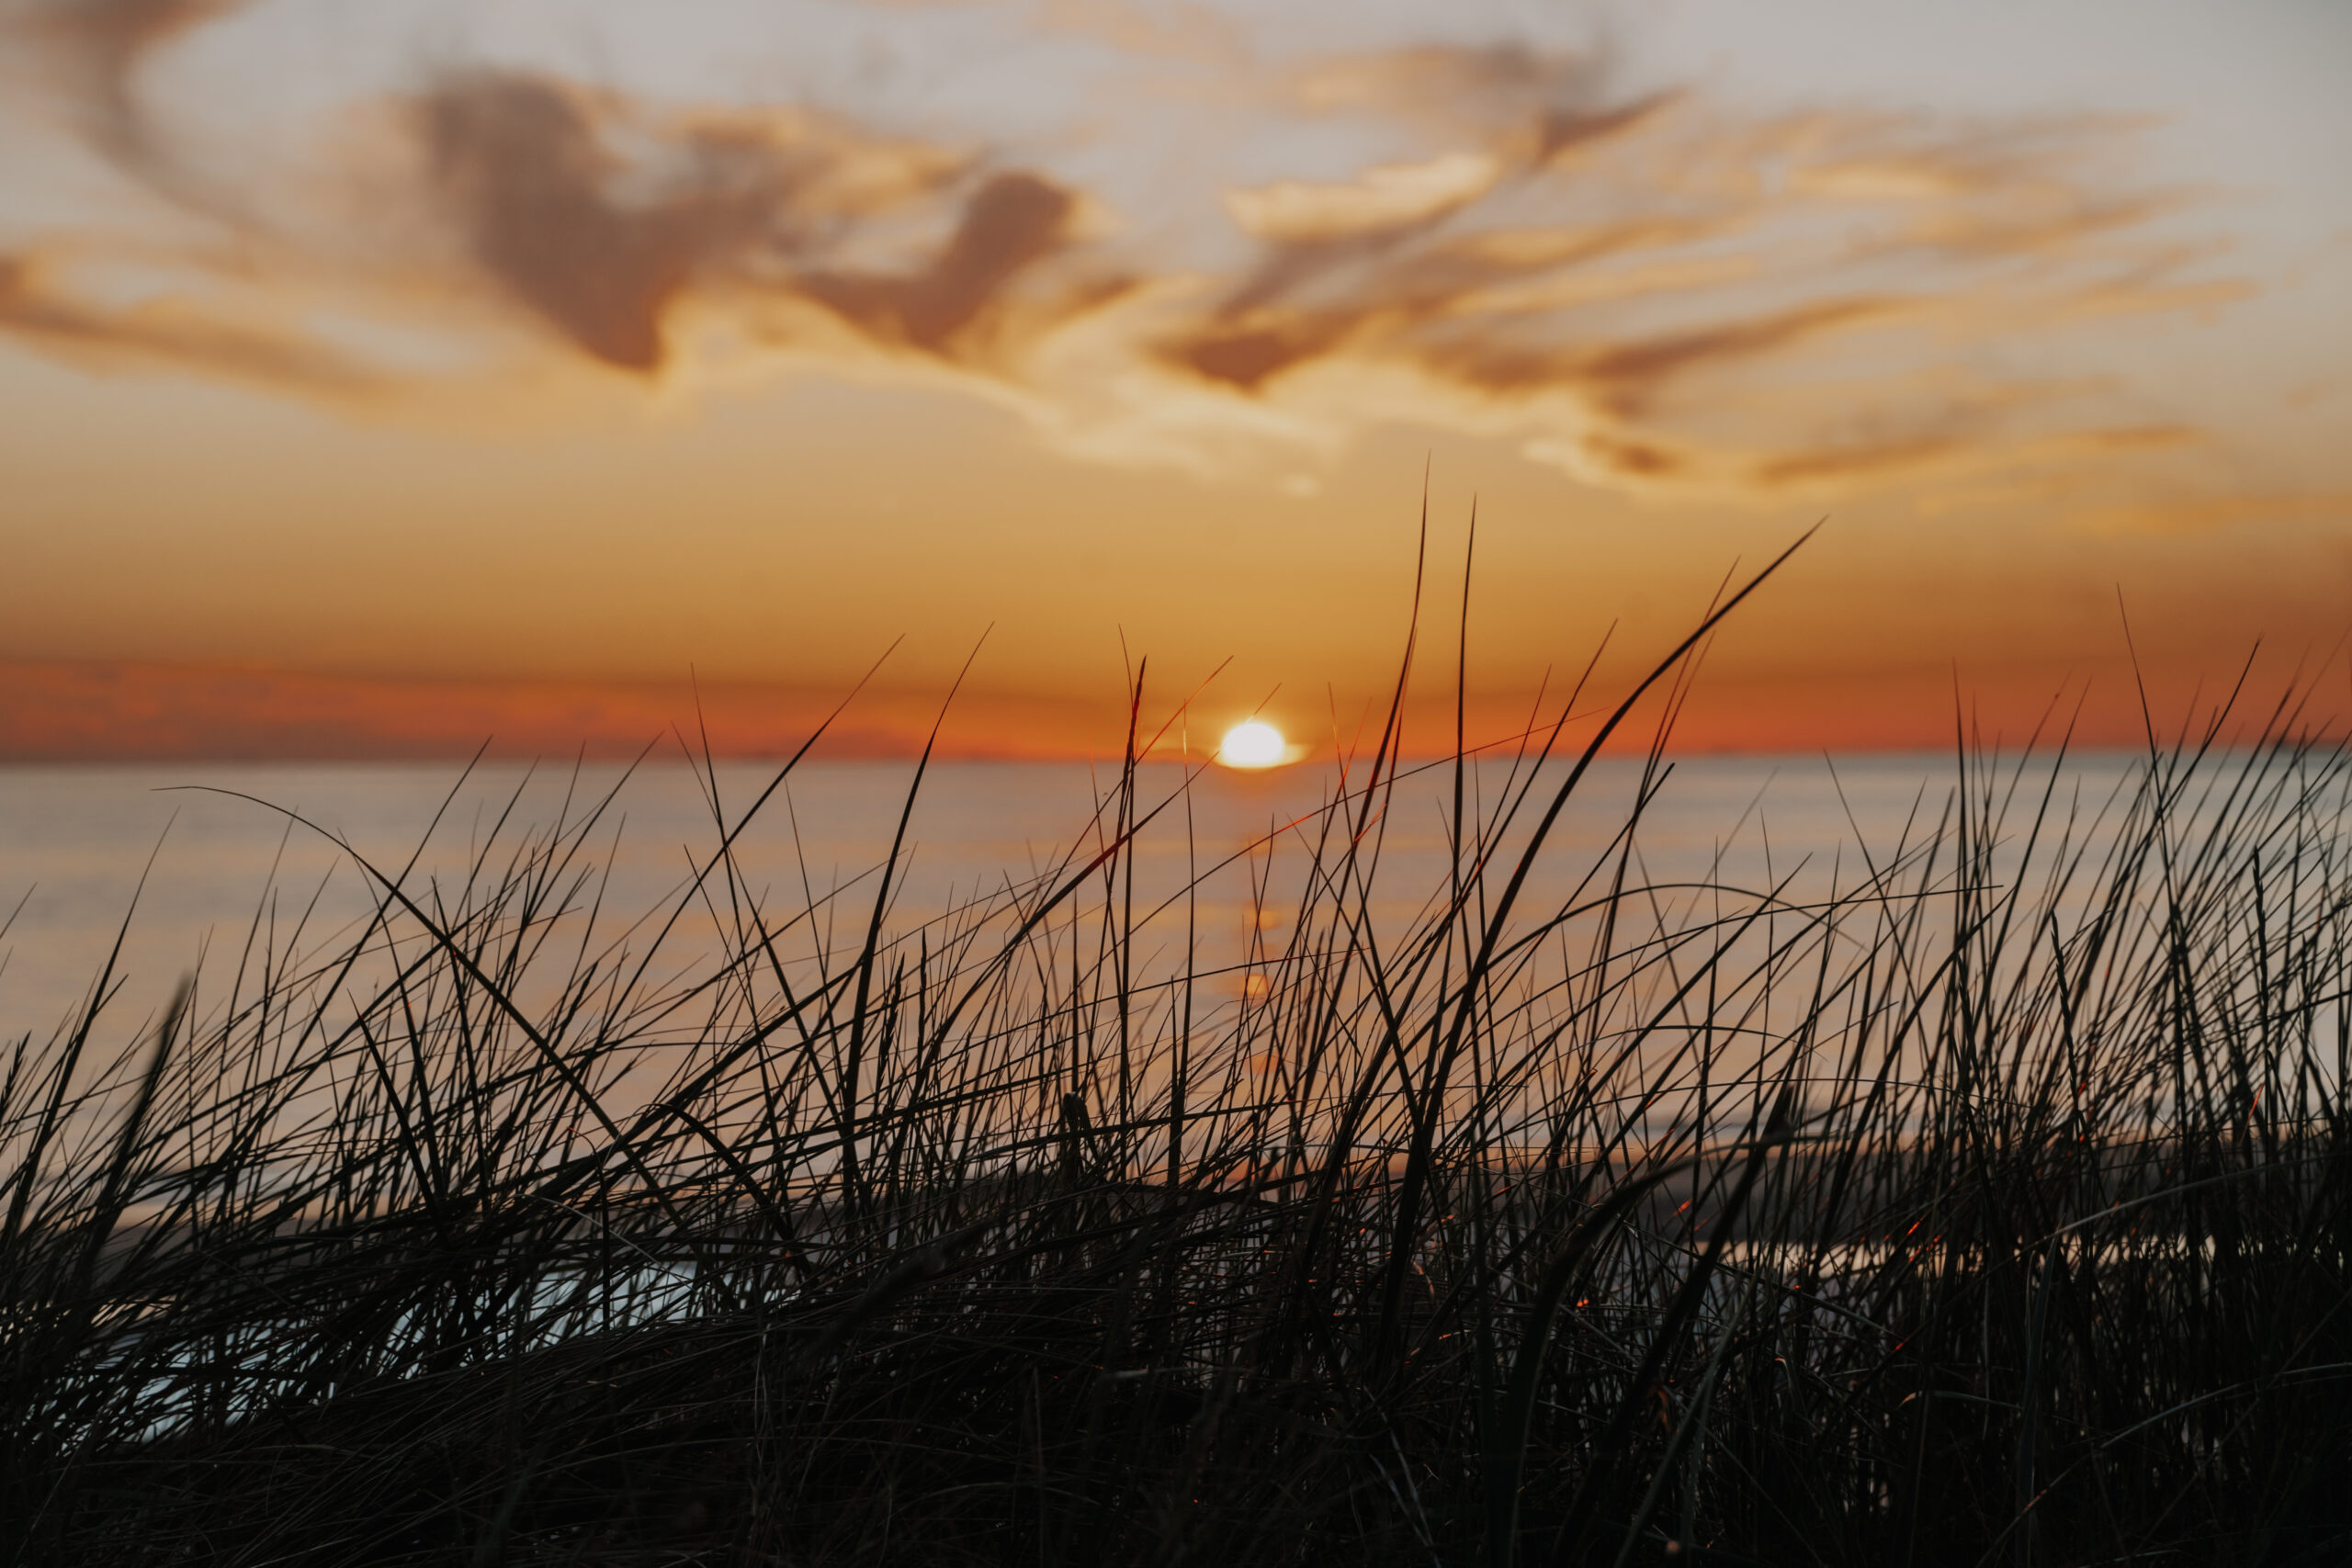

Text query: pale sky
(1, 0), (2346, 758)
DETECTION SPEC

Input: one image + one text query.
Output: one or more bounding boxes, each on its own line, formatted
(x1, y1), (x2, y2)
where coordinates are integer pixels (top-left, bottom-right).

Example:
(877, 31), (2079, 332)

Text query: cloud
(0, 246), (390, 392)
(22, 0), (236, 147)
(18, 0), (255, 216)
(1128, 49), (2242, 499)
(0, 10), (2247, 506)
(413, 72), (1107, 371)
(797, 172), (1086, 354)
(1222, 152), (1501, 243)
(2, 22), (1113, 384)
(420, 72), (762, 372)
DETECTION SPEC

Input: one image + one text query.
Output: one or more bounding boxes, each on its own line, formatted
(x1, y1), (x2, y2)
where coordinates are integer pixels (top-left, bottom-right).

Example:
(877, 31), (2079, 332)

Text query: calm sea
(0, 753), (2139, 1046)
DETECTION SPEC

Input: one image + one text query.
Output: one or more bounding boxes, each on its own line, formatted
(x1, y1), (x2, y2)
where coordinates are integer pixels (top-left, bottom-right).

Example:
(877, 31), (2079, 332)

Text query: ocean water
(0, 751), (2138, 1049)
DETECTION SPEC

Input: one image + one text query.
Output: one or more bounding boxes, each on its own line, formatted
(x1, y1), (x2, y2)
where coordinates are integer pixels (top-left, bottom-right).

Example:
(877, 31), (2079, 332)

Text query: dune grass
(5, 548), (2352, 1565)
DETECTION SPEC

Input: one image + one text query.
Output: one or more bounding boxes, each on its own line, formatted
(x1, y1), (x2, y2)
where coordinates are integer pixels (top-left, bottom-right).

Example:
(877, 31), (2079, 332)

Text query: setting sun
(1216, 720), (1287, 769)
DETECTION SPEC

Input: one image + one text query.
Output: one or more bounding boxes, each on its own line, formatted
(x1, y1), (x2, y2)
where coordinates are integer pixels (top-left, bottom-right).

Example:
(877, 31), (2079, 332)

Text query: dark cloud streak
(799, 173), (1077, 353)
(421, 70), (1091, 370)
(22, 0), (254, 214)
(424, 73), (784, 370)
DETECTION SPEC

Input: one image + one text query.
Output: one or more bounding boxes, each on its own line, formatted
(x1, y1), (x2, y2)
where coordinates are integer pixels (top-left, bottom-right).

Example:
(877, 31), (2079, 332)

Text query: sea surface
(0, 752), (2143, 1048)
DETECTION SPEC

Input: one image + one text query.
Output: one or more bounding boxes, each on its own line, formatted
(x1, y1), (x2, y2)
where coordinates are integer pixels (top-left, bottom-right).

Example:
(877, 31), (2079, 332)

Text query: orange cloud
(1134, 49), (2239, 499)
(1222, 152), (1503, 243)
(0, 247), (391, 392)
(0, 13), (2246, 509)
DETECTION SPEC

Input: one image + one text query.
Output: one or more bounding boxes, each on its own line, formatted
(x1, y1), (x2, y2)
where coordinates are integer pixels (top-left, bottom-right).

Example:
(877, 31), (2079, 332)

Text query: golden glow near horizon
(0, 1), (2346, 760)
(1216, 720), (1289, 770)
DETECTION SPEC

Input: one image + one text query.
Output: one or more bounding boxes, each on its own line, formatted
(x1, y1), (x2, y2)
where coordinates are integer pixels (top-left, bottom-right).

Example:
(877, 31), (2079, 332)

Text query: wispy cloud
(6, 0), (1123, 388)
(0, 5), (2252, 506)
(1129, 45), (2246, 497)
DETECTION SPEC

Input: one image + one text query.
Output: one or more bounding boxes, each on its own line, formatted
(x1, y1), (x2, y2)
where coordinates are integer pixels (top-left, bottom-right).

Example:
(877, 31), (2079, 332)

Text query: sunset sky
(2, 0), (2346, 760)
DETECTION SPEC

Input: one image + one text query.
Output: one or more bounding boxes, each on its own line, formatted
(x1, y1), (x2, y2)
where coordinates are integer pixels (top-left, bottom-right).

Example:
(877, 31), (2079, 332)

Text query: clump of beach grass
(4, 538), (2350, 1565)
